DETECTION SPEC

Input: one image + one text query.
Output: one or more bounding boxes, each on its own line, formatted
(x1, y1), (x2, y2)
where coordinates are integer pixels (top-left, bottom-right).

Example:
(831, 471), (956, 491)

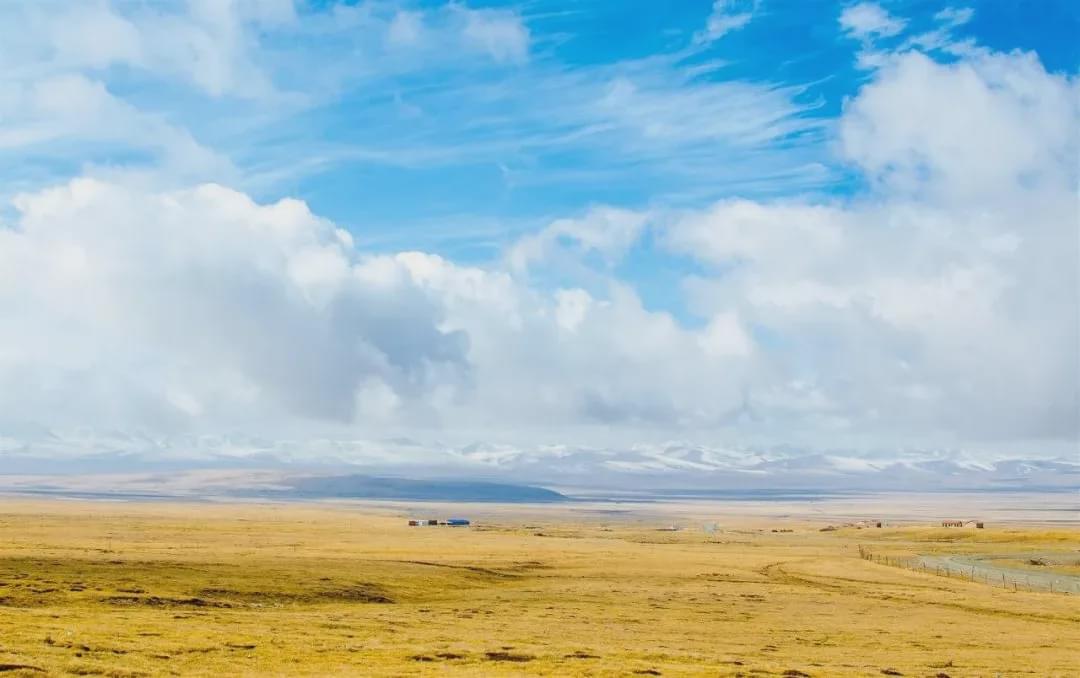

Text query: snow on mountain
(0, 430), (1075, 491)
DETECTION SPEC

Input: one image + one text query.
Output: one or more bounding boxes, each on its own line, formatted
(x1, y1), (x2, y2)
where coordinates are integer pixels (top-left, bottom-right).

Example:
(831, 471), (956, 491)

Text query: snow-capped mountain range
(0, 430), (1075, 492)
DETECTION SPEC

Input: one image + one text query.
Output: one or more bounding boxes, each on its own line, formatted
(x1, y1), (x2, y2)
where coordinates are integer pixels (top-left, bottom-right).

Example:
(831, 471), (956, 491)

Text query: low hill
(274, 474), (569, 503)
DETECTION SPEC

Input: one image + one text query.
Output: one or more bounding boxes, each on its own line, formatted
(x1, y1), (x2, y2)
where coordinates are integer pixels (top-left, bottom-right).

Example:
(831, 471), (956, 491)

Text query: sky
(0, 0), (1077, 480)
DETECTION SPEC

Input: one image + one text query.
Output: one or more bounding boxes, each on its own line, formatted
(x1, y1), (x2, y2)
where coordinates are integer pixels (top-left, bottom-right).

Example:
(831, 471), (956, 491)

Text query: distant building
(942, 520), (983, 527)
(408, 517), (471, 527)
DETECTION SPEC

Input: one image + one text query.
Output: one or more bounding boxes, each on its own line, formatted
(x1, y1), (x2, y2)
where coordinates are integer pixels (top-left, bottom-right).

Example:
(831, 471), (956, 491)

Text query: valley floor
(0, 497), (1077, 677)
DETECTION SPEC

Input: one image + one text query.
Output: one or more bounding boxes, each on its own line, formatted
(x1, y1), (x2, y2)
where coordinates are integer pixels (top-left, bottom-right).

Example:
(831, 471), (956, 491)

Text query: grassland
(0, 499), (1077, 677)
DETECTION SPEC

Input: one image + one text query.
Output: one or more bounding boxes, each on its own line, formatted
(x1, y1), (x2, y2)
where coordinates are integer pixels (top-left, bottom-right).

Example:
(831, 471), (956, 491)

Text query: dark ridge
(279, 474), (568, 503)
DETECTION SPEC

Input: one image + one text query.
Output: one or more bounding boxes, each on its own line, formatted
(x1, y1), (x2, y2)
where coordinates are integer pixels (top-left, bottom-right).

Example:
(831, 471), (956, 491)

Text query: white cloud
(0, 0), (834, 206)
(934, 7), (974, 28)
(397, 253), (755, 434)
(0, 73), (233, 185)
(0, 0), (304, 196)
(592, 74), (818, 148)
(0, 180), (467, 434)
(666, 48), (1079, 444)
(47, 2), (143, 69)
(507, 206), (649, 272)
(0, 3), (1074, 478)
(2, 1), (287, 99)
(458, 7), (529, 64)
(0, 180), (751, 444)
(2, 39), (1075, 459)
(903, 7), (976, 54)
(841, 3), (977, 70)
(840, 50), (1077, 202)
(387, 10), (424, 47)
(666, 200), (847, 271)
(698, 0), (758, 43)
(839, 2), (907, 40)
(699, 312), (755, 359)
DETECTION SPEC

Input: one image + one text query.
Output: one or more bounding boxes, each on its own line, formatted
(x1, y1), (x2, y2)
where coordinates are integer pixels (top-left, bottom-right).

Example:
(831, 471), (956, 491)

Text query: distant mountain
(0, 469), (568, 503)
(1, 430), (1076, 493)
(279, 474), (568, 502)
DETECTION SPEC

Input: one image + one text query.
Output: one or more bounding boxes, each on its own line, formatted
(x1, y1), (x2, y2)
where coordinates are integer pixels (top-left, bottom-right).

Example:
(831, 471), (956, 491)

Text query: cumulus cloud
(2, 39), (1076, 454)
(841, 50), (1076, 202)
(666, 48), (1079, 443)
(0, 180), (467, 435)
(507, 206), (649, 273)
(398, 253), (755, 435)
(0, 3), (1074, 473)
(0, 180), (751, 444)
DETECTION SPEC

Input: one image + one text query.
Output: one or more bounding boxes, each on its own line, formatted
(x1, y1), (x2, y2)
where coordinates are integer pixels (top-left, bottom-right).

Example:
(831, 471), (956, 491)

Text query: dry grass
(984, 557), (1080, 577)
(0, 499), (1077, 677)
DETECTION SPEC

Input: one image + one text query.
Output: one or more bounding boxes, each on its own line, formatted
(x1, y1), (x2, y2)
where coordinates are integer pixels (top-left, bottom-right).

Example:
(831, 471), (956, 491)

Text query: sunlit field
(1, 499), (1077, 677)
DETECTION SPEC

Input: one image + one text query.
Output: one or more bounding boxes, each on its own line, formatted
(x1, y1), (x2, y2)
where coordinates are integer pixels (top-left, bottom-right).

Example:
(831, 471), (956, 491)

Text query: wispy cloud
(0, 1), (833, 208)
(839, 2), (906, 40)
(697, 0), (759, 43)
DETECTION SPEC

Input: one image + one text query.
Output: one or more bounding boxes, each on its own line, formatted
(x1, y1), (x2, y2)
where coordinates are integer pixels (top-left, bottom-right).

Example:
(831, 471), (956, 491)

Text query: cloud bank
(0, 2), (1076, 482)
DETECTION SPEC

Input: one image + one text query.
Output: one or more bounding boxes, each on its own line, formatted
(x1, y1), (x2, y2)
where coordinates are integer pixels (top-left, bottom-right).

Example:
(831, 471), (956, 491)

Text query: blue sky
(5, 1), (1076, 247)
(0, 0), (1077, 475)
(208, 1), (1078, 253)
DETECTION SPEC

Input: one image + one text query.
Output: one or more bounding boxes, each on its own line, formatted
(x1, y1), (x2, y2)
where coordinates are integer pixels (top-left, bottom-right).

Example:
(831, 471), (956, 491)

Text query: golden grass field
(0, 498), (1077, 677)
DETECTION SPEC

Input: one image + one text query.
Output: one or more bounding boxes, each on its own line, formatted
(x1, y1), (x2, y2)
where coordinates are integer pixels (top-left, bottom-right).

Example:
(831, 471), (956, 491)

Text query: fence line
(856, 545), (1077, 595)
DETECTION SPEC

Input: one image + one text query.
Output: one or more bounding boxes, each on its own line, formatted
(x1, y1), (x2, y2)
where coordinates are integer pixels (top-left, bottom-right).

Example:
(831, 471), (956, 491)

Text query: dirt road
(914, 552), (1080, 593)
